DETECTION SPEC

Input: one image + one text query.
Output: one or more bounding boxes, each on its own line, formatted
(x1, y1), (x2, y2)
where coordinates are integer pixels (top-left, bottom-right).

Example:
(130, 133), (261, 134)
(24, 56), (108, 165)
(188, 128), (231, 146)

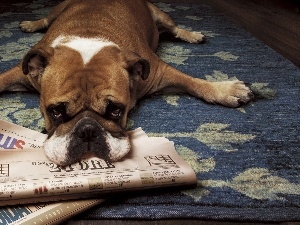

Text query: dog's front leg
(157, 63), (253, 108)
(20, 0), (71, 32)
(0, 65), (34, 92)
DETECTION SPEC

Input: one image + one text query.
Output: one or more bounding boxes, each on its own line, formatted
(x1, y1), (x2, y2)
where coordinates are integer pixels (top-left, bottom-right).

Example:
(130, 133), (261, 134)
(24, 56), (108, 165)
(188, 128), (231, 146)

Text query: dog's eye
(105, 101), (124, 121)
(52, 108), (63, 118)
(48, 103), (68, 122)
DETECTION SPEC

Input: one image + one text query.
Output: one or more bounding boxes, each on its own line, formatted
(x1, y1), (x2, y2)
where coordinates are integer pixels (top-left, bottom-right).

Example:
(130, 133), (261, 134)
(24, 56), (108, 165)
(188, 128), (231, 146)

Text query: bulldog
(0, 0), (253, 166)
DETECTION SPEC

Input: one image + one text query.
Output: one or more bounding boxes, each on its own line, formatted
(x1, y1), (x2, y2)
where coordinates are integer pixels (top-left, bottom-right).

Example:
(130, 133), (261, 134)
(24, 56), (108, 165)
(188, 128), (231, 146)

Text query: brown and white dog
(0, 0), (253, 166)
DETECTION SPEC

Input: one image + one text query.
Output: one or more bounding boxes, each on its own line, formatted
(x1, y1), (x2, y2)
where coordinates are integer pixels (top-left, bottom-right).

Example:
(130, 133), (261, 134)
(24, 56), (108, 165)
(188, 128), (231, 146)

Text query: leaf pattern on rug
(0, 21), (17, 38)
(13, 108), (44, 130)
(212, 51), (239, 61)
(0, 95), (43, 130)
(154, 3), (175, 12)
(158, 45), (238, 63)
(162, 94), (181, 106)
(250, 83), (277, 99)
(201, 168), (300, 200)
(176, 145), (215, 173)
(201, 30), (220, 38)
(182, 181), (211, 201)
(205, 70), (238, 81)
(157, 43), (191, 65)
(148, 123), (255, 152)
(0, 96), (26, 123)
(0, 33), (43, 61)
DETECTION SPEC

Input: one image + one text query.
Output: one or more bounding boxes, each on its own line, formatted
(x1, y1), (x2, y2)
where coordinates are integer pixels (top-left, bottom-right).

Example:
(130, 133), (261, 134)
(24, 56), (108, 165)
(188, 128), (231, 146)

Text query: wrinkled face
(23, 36), (149, 166)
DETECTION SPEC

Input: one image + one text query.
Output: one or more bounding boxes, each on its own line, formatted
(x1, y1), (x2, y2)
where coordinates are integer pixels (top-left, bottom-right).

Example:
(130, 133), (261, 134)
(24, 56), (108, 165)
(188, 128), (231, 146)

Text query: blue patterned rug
(0, 1), (299, 222)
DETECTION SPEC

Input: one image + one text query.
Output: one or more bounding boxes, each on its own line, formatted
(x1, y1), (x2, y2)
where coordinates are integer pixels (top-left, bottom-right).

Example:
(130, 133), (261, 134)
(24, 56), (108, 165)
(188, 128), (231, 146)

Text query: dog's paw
(211, 80), (254, 108)
(20, 19), (47, 33)
(20, 21), (37, 32)
(186, 31), (206, 44)
(175, 28), (205, 43)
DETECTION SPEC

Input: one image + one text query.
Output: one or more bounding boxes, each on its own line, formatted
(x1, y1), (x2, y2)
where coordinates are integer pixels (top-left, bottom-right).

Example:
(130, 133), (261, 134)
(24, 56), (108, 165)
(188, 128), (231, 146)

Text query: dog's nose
(75, 123), (99, 142)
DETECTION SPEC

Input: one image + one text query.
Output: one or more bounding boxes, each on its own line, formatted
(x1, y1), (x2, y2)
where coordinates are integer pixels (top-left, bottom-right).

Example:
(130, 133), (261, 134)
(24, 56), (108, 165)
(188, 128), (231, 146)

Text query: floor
(65, 0), (299, 224)
(154, 0), (300, 67)
(201, 0), (300, 67)
(64, 221), (299, 225)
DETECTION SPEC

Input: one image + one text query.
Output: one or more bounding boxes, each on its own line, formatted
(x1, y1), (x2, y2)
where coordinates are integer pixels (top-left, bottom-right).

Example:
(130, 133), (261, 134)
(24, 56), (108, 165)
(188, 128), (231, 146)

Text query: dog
(0, 0), (253, 166)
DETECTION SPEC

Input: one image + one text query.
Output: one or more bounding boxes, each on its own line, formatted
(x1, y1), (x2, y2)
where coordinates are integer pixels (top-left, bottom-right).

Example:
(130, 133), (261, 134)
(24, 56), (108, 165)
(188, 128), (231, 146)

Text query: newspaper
(0, 120), (196, 224)
(6, 199), (104, 225)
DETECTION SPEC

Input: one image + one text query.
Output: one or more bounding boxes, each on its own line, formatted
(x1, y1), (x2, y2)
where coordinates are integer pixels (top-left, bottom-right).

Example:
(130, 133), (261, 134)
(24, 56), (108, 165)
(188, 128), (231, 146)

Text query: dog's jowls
(0, 0), (253, 165)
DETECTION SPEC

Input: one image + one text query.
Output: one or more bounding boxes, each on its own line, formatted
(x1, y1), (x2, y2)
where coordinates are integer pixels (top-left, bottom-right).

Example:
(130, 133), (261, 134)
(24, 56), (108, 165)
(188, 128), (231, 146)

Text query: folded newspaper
(0, 120), (196, 224)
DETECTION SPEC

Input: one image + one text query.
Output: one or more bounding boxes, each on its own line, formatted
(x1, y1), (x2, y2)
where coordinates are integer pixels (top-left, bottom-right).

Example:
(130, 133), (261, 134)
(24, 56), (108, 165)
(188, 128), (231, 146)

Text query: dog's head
(22, 36), (150, 166)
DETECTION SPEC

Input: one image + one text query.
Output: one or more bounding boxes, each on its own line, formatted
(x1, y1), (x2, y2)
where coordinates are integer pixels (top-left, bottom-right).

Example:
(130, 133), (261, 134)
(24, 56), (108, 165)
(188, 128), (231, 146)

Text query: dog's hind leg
(0, 65), (34, 92)
(147, 2), (205, 43)
(20, 0), (71, 32)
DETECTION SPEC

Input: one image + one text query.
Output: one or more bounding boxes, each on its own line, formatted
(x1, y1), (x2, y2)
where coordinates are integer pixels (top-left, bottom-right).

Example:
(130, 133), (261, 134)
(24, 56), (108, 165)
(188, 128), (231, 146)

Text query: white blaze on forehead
(51, 35), (118, 65)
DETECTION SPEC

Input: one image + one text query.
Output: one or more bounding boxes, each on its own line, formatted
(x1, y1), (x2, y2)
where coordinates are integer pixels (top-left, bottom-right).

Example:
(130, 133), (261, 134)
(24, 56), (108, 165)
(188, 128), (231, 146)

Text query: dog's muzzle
(43, 117), (131, 166)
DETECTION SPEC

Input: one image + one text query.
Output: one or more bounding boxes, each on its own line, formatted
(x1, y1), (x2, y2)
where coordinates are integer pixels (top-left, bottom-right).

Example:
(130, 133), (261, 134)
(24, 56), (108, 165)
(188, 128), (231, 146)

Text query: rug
(0, 0), (299, 222)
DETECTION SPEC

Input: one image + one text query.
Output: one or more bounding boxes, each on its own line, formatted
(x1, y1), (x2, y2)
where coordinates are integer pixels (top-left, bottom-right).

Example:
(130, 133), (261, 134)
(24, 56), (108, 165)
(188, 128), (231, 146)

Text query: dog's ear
(22, 48), (53, 91)
(124, 51), (150, 81)
(22, 48), (52, 78)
